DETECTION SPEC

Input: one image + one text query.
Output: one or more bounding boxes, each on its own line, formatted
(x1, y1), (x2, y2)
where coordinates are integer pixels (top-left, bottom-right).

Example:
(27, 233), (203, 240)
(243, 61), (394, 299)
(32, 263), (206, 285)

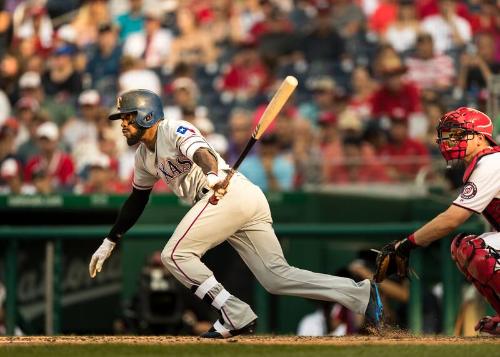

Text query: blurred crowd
(0, 0), (498, 195)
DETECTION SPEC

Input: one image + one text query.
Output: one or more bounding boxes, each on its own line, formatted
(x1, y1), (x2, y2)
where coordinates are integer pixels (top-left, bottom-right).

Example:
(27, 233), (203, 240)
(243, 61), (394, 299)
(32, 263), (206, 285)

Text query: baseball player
(374, 107), (500, 335)
(89, 89), (383, 338)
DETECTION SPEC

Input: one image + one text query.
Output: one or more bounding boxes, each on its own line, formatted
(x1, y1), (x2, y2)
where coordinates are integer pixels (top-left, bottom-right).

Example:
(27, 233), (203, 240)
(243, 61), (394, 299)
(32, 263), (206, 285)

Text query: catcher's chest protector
(462, 147), (500, 231)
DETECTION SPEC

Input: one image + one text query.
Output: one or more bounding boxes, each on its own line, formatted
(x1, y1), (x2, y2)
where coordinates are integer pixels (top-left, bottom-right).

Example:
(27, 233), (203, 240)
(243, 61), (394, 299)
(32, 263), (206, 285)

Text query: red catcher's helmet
(436, 107), (496, 163)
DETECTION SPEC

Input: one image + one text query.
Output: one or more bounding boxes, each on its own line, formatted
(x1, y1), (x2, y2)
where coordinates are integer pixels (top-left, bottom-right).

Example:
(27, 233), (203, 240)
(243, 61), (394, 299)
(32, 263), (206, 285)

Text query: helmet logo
(144, 112), (153, 122)
(116, 96), (122, 110)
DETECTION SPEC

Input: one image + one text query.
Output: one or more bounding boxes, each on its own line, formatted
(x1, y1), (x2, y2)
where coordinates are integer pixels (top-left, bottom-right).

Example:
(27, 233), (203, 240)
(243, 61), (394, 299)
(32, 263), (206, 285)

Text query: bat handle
(208, 169), (236, 206)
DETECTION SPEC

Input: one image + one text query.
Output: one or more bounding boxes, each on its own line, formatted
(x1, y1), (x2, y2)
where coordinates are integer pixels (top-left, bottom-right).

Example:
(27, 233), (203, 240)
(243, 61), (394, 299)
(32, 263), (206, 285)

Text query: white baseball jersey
(132, 119), (230, 204)
(453, 152), (500, 232)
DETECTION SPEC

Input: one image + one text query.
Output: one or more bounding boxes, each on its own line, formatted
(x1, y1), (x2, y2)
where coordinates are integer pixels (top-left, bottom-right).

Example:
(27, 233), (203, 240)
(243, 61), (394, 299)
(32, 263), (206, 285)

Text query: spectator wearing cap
(115, 0), (145, 42)
(299, 77), (342, 128)
(24, 121), (75, 192)
(239, 133), (295, 192)
(370, 57), (422, 122)
(405, 33), (455, 99)
(378, 118), (430, 182)
(164, 77), (207, 123)
(318, 111), (383, 184)
(42, 45), (83, 100)
(123, 9), (172, 69)
(0, 119), (22, 194)
(18, 71), (76, 126)
(62, 90), (103, 172)
(75, 153), (128, 194)
(14, 96), (39, 149)
(420, 0), (471, 54)
(86, 22), (123, 97)
(383, 0), (420, 54)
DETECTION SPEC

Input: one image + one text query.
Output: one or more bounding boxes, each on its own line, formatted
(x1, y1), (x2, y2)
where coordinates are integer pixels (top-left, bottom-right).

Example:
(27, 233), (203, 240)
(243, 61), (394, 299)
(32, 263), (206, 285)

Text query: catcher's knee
(450, 233), (478, 278)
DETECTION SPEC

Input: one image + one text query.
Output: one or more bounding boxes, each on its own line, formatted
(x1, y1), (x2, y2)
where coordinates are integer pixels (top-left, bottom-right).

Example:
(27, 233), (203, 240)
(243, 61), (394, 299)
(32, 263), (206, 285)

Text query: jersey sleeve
(453, 156), (500, 213)
(132, 148), (157, 190)
(172, 121), (212, 161)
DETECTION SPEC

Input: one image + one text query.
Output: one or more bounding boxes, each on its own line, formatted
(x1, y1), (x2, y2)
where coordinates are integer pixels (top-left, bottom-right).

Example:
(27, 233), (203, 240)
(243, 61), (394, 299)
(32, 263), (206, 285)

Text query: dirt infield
(1, 335), (499, 346)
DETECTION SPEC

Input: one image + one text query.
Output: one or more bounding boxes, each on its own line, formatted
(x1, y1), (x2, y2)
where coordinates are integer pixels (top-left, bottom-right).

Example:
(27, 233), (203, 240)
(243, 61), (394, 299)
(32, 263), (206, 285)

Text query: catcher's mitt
(373, 240), (412, 283)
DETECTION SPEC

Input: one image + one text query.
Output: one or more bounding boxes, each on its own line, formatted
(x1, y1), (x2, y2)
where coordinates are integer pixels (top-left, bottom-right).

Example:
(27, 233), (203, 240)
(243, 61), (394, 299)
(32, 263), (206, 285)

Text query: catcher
(374, 107), (500, 335)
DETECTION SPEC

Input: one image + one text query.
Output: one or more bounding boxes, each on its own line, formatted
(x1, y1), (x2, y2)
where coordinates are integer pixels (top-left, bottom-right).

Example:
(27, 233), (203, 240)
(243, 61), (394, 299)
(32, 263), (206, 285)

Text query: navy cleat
(364, 281), (383, 329)
(200, 319), (257, 339)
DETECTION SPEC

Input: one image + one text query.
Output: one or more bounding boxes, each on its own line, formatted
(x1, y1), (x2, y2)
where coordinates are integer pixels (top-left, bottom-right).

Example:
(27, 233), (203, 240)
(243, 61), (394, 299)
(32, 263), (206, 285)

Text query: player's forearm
(193, 148), (218, 175)
(108, 187), (151, 242)
(413, 211), (462, 247)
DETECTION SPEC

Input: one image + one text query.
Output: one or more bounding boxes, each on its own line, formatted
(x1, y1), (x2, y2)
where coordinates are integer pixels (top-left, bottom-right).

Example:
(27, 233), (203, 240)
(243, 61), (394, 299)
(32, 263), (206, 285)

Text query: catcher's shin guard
(451, 234), (500, 315)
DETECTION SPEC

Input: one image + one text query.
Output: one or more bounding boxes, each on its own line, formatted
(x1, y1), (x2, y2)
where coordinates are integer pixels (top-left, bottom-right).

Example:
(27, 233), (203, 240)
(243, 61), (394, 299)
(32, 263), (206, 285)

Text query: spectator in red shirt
(378, 118), (430, 181)
(219, 42), (269, 103)
(326, 136), (392, 184)
(75, 154), (129, 194)
(24, 121), (75, 192)
(468, 0), (498, 34)
(371, 57), (422, 121)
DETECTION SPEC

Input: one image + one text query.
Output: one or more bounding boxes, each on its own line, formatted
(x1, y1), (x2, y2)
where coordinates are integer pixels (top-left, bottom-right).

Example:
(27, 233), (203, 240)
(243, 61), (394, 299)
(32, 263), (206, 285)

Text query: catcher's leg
(161, 179), (257, 333)
(451, 233), (500, 334)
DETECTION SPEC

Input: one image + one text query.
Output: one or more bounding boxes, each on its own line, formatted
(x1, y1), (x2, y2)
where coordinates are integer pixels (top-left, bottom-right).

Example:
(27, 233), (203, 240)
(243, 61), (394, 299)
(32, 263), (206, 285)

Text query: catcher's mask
(436, 107), (496, 166)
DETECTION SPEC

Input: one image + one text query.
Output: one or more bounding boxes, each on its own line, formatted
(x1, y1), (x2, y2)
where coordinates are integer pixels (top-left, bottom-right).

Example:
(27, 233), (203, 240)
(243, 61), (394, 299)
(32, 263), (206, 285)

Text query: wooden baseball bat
(209, 76), (299, 204)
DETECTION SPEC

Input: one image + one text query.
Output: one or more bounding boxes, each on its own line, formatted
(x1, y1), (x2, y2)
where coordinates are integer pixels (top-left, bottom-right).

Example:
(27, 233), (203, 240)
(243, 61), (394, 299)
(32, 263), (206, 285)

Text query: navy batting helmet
(108, 89), (164, 128)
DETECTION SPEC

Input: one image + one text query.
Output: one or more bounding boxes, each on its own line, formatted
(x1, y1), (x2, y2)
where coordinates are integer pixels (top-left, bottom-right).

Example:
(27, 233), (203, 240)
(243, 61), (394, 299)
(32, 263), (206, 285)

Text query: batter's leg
(161, 179), (258, 331)
(228, 224), (371, 314)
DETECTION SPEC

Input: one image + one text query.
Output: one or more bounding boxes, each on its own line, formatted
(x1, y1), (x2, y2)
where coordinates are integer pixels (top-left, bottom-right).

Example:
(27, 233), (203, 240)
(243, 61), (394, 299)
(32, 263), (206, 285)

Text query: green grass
(1, 344), (499, 357)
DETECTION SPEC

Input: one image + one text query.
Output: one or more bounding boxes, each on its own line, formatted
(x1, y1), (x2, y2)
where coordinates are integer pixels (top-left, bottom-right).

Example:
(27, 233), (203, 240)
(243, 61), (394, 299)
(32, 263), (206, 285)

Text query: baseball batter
(375, 107), (500, 335)
(89, 89), (383, 338)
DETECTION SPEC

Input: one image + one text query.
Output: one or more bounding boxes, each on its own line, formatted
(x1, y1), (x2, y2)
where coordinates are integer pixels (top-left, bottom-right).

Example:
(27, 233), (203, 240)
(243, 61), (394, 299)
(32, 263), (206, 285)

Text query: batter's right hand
(89, 238), (116, 278)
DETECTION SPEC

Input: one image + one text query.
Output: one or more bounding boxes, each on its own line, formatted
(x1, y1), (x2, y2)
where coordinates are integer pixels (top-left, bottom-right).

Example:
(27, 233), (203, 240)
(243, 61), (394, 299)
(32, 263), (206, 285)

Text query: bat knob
(209, 195), (219, 205)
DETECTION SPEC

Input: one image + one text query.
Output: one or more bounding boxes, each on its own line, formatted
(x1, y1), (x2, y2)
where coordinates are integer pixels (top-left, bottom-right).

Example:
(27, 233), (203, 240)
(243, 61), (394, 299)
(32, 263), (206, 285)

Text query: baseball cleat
(364, 281), (383, 329)
(475, 316), (500, 335)
(200, 319), (257, 339)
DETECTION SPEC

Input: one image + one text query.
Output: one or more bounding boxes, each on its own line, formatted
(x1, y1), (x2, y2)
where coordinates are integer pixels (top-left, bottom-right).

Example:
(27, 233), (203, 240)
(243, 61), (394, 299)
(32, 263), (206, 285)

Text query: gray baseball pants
(161, 174), (371, 332)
